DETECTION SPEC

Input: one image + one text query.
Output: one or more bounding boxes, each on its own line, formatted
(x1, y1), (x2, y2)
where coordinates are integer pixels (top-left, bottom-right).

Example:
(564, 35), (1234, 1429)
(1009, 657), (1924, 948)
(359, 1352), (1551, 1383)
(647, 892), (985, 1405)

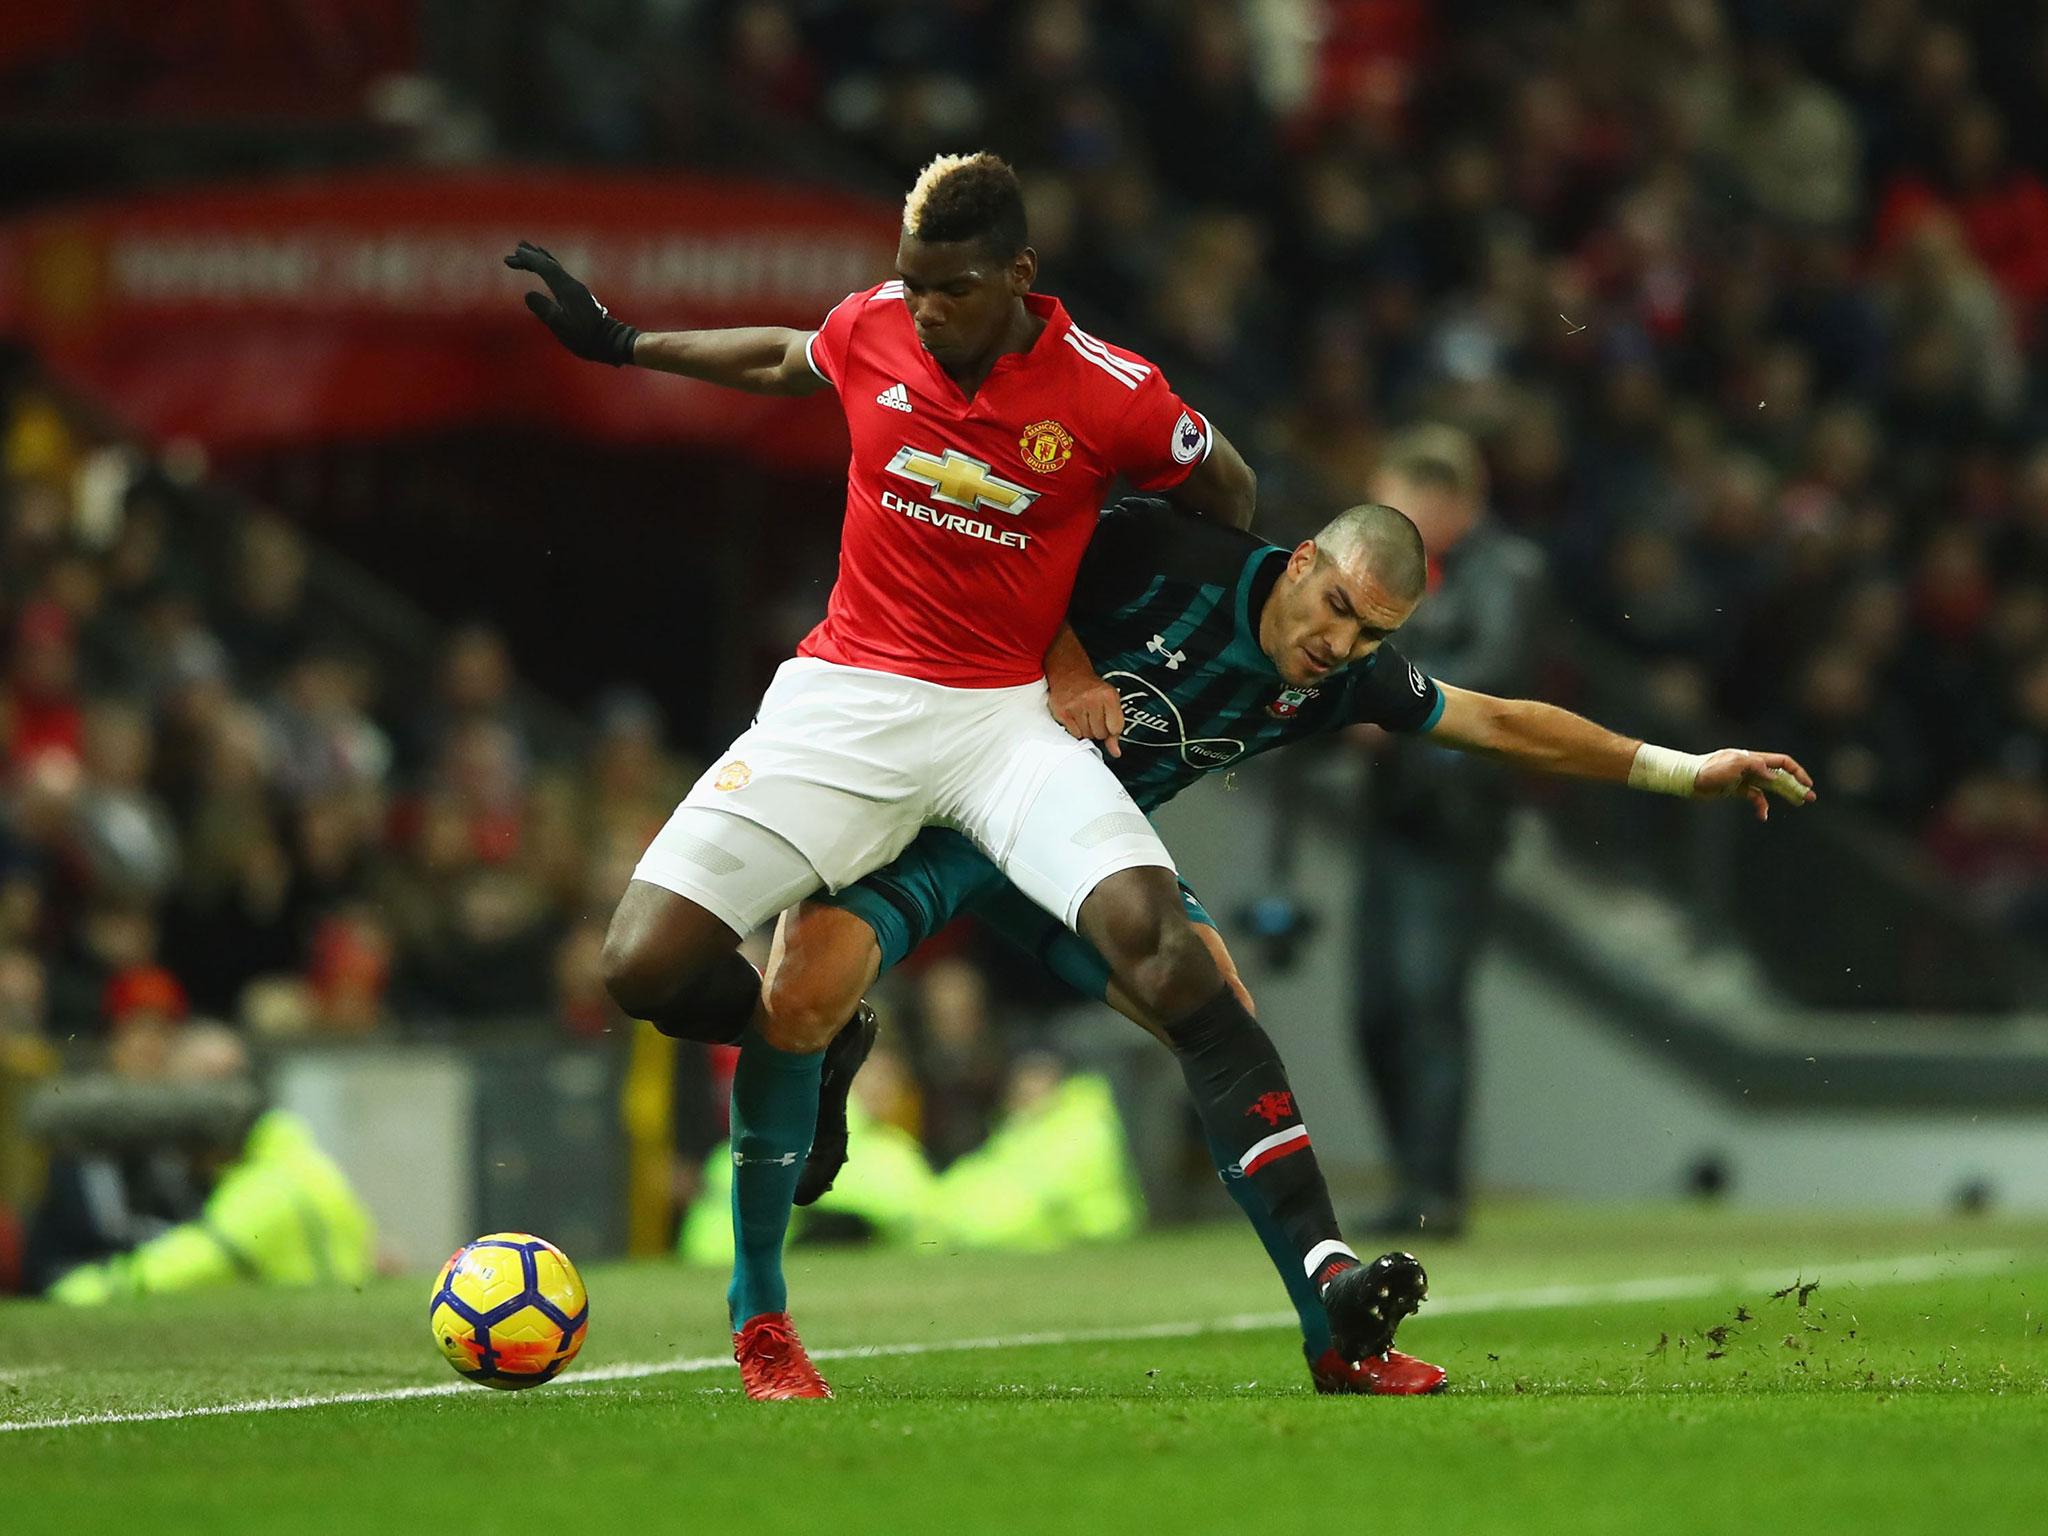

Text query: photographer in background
(1354, 426), (1547, 1240)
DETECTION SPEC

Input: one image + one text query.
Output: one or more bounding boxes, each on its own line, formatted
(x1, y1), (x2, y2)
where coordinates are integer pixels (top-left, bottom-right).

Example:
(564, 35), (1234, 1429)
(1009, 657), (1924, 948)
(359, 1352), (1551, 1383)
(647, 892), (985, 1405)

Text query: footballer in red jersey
(508, 153), (1375, 1402)
(800, 276), (1214, 687)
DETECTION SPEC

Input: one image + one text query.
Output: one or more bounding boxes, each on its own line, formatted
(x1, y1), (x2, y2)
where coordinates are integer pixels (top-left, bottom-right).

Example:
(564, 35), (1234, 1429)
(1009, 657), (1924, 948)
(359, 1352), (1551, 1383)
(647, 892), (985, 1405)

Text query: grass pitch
(5, 1203), (2047, 1535)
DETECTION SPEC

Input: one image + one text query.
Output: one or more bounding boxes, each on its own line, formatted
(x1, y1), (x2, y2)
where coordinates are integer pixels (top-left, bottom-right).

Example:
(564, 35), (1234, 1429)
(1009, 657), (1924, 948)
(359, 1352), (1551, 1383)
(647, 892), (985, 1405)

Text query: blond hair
(901, 152), (1028, 254)
(904, 153), (980, 232)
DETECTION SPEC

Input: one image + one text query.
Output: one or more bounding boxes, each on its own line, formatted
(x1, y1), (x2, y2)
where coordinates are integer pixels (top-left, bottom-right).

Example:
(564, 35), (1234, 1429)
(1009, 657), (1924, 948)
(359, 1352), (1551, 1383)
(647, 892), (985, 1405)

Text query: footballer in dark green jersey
(780, 494), (1815, 1395)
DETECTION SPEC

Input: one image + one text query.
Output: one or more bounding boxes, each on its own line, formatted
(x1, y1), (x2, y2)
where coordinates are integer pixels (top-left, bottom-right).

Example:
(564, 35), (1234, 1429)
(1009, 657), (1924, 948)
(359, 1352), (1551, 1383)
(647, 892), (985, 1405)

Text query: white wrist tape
(1628, 743), (1707, 798)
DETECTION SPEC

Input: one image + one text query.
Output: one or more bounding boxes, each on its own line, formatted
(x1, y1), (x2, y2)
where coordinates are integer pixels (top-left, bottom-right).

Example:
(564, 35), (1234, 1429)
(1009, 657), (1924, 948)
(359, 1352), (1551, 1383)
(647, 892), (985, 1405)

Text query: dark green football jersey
(1069, 497), (1444, 811)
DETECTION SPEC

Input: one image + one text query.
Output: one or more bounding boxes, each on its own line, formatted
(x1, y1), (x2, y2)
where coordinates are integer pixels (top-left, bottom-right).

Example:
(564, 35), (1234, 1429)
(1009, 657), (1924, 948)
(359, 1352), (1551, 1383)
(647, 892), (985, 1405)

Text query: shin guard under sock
(1166, 986), (1357, 1292)
(725, 1027), (825, 1325)
(1207, 1132), (1334, 1355)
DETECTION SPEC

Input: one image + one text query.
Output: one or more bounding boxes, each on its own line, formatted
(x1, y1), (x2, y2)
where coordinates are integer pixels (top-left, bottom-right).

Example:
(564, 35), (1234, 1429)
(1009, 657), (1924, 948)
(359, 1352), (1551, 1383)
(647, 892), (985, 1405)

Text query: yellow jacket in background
(679, 1073), (1142, 1263)
(926, 1074), (1143, 1252)
(48, 1111), (374, 1305)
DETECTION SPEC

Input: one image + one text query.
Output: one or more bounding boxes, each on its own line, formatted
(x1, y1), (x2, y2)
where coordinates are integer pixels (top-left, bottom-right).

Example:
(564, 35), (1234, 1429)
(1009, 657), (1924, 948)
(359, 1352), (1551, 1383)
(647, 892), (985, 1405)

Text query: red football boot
(733, 1312), (833, 1400)
(1309, 1346), (1449, 1396)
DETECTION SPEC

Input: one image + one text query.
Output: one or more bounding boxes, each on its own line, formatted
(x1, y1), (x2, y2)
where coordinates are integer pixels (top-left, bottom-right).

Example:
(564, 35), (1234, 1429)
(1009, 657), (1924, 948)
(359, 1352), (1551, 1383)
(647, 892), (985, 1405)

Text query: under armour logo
(876, 382), (912, 412)
(1146, 634), (1186, 670)
(1245, 1090), (1297, 1126)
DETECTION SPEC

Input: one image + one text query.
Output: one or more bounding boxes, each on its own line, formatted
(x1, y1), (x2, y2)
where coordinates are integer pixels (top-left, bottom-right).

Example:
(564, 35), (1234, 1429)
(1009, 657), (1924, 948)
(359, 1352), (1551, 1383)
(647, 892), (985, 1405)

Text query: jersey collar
(1219, 545), (1288, 678)
(1025, 291), (1071, 341)
(991, 293), (1070, 374)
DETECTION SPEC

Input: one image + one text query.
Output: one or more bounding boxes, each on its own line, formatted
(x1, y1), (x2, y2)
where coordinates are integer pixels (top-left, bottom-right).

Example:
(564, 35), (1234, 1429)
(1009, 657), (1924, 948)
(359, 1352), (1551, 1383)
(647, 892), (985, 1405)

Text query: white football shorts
(631, 656), (1173, 936)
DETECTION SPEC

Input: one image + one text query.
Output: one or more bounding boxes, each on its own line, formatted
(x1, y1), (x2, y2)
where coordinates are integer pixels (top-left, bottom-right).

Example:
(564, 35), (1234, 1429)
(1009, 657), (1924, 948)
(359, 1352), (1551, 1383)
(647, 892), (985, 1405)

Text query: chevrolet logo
(886, 446), (1039, 516)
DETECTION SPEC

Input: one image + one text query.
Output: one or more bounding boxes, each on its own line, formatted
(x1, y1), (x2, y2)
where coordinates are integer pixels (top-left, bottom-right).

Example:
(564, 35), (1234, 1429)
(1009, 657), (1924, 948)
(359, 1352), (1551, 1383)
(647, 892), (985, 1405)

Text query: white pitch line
(0, 1247), (2017, 1437)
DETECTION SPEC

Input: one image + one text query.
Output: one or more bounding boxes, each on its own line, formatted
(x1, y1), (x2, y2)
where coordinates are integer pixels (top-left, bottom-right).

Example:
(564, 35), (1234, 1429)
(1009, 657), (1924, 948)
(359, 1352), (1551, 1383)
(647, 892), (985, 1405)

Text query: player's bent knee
(601, 938), (680, 1021)
(757, 976), (851, 1053)
(1080, 869), (1225, 1022)
(600, 883), (734, 1019)
(1078, 867), (1177, 967)
(756, 901), (877, 1052)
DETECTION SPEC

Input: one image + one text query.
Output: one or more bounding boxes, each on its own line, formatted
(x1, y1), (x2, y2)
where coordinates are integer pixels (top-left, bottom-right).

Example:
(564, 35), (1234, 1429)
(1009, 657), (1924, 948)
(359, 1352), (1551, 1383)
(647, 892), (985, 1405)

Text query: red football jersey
(799, 282), (1212, 687)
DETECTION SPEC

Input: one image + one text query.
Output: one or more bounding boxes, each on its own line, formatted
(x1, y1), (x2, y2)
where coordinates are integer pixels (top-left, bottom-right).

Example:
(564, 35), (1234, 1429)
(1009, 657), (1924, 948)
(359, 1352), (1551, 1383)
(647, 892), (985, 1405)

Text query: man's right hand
(504, 242), (640, 366)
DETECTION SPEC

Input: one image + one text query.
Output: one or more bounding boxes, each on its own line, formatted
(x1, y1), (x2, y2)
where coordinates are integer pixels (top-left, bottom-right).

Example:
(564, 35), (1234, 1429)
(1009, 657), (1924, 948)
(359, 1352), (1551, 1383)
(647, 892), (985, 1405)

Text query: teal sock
(726, 1029), (825, 1328)
(1207, 1132), (1333, 1356)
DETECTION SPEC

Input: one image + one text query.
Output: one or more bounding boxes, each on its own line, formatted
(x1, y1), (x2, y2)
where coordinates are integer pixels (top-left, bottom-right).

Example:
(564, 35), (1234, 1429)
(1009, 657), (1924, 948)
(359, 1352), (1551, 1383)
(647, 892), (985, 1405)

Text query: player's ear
(1011, 246), (1037, 294)
(1290, 540), (1318, 578)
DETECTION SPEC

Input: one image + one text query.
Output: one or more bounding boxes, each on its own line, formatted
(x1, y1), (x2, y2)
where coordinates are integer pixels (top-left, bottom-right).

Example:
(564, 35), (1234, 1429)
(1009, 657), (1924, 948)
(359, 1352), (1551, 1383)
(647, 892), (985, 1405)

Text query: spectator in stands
(1723, 32), (1861, 230)
(1924, 771), (2048, 939)
(398, 862), (557, 1021)
(1354, 424), (1546, 1240)
(46, 894), (164, 1036)
(1876, 97), (2048, 325)
(302, 904), (396, 1035)
(1766, 642), (1927, 821)
(407, 623), (530, 787)
(5, 601), (83, 772)
(553, 920), (618, 1039)
(0, 946), (47, 1042)
(216, 514), (317, 691)
(1990, 650), (2048, 788)
(73, 698), (179, 901)
(265, 646), (392, 806)
(1878, 212), (2022, 433)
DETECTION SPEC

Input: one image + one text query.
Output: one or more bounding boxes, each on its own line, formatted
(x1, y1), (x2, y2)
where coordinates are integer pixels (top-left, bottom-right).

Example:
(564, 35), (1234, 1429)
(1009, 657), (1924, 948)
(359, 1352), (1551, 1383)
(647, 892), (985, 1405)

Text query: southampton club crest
(1017, 419), (1075, 474)
(1266, 686), (1321, 719)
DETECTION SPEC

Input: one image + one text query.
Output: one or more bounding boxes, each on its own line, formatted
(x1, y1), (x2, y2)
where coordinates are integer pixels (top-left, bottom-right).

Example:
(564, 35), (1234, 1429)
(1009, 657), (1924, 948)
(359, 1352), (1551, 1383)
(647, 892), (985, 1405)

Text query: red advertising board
(0, 169), (899, 468)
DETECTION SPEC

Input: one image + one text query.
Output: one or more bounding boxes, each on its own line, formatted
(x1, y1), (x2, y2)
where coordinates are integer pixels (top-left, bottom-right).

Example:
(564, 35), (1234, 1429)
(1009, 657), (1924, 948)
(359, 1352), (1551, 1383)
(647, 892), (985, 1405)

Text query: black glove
(503, 241), (640, 366)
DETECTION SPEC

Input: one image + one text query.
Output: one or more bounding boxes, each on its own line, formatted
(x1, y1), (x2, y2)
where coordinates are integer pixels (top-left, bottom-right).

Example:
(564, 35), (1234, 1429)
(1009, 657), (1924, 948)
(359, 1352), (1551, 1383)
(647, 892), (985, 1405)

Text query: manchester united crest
(713, 760), (752, 791)
(1017, 419), (1075, 474)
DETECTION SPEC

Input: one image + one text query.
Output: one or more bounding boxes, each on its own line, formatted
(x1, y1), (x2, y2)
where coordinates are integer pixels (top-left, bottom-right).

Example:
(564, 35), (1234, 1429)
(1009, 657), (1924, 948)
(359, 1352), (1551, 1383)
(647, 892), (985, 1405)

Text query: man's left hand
(1695, 750), (1816, 821)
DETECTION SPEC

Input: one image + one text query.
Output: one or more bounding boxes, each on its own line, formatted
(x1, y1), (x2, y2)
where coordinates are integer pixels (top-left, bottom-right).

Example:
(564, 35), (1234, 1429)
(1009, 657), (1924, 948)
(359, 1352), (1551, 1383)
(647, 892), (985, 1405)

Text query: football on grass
(429, 1231), (589, 1390)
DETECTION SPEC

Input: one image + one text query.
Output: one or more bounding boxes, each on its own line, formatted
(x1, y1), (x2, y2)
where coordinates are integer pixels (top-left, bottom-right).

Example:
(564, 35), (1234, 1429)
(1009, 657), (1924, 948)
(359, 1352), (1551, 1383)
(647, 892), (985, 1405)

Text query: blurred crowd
(13, 0), (2048, 1278)
(629, 0), (2048, 929)
(19, 0), (2048, 944)
(0, 366), (1136, 1279)
(0, 367), (702, 1052)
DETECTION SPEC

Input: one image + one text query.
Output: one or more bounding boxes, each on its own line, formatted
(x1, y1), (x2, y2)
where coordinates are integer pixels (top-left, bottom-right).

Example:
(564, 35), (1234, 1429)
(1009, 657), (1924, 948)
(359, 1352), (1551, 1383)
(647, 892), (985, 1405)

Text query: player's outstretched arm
(504, 242), (827, 396)
(1165, 422), (1257, 530)
(1428, 684), (1816, 821)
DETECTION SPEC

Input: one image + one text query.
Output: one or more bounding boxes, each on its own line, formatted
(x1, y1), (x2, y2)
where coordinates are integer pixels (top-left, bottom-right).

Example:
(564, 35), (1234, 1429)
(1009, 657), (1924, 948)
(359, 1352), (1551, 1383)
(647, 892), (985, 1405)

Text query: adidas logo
(876, 382), (912, 412)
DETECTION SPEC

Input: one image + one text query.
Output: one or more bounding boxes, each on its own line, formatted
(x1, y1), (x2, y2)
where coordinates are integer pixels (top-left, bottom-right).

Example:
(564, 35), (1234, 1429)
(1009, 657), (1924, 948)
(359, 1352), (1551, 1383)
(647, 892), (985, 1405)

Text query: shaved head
(1260, 503), (1428, 686)
(1312, 503), (1428, 604)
